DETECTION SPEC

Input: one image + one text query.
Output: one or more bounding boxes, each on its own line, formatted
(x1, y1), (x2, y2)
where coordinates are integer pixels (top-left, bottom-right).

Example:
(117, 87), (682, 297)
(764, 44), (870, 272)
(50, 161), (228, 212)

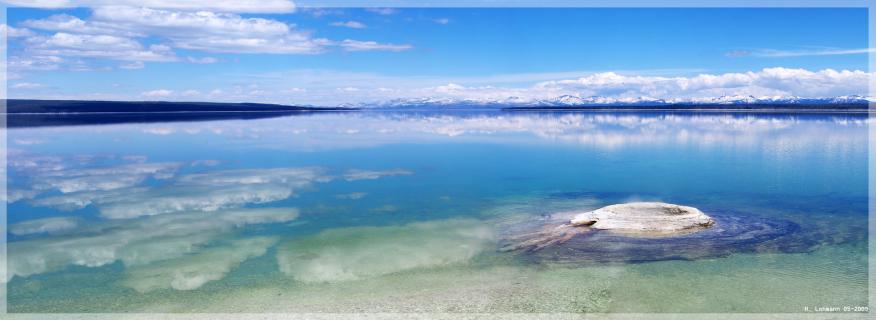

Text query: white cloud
(1, 23), (35, 37)
(269, 67), (865, 106)
(331, 21), (367, 29)
(337, 86), (360, 92)
(277, 219), (494, 282)
(181, 89), (201, 96)
(122, 237), (277, 292)
(22, 14), (136, 36)
(300, 8), (344, 17)
(339, 39), (413, 52)
(533, 68), (871, 99)
(335, 192), (367, 200)
(119, 61), (145, 69)
(89, 6), (326, 54)
(187, 56), (219, 64)
(92, 7), (291, 38)
(9, 5), (413, 70)
(284, 87), (307, 93)
(9, 217), (80, 236)
(10, 82), (45, 89)
(365, 8), (398, 15)
(433, 18), (451, 25)
(751, 48), (876, 57)
(141, 89), (173, 97)
(190, 159), (220, 167)
(2, 0), (297, 13)
(343, 169), (412, 181)
(26, 32), (177, 61)
(5, 188), (42, 203)
(8, 55), (63, 71)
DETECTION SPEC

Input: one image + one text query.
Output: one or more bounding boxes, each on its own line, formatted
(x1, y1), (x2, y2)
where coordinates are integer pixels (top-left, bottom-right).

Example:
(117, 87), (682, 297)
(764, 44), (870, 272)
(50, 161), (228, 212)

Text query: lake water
(3, 111), (869, 313)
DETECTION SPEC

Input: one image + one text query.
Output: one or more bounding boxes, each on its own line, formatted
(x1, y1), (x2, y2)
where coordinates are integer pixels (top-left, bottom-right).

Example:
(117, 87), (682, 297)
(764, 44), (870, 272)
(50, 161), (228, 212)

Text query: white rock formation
(502, 202), (715, 251)
(569, 202), (715, 236)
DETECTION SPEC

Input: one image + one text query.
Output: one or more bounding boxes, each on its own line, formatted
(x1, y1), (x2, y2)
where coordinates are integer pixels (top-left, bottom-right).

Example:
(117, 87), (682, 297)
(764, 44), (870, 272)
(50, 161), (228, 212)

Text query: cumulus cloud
(9, 4), (410, 71)
(7, 207), (299, 281)
(1, 23), (35, 37)
(9, 217), (80, 236)
(532, 68), (870, 99)
(343, 168), (413, 181)
(141, 89), (173, 97)
(22, 14), (135, 36)
(2, 0), (297, 13)
(328, 68), (865, 106)
(5, 188), (42, 203)
(7, 55), (64, 71)
(10, 82), (45, 89)
(339, 39), (413, 52)
(331, 21), (367, 29)
(25, 32), (177, 61)
(186, 56), (218, 64)
(277, 219), (495, 282)
(135, 67), (867, 107)
(122, 237), (277, 292)
(89, 6), (327, 54)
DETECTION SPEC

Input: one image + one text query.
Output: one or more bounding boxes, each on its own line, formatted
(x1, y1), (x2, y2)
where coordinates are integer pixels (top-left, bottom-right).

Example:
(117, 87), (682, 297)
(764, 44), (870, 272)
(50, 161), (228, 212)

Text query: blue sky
(3, 2), (871, 105)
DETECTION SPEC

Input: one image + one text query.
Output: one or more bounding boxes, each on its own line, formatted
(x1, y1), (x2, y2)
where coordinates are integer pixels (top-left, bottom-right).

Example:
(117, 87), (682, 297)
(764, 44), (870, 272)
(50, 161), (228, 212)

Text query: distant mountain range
(342, 95), (872, 109)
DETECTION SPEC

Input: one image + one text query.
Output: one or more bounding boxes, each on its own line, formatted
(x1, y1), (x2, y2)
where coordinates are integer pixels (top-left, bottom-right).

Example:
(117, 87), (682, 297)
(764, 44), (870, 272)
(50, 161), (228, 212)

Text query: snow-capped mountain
(349, 94), (872, 109)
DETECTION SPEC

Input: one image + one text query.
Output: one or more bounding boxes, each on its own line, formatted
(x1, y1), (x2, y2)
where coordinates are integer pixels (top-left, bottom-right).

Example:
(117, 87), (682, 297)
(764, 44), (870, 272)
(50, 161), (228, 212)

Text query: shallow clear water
(3, 111), (869, 313)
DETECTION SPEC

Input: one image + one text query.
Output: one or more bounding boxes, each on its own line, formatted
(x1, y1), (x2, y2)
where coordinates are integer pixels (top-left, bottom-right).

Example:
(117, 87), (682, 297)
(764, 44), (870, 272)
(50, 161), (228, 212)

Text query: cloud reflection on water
(122, 112), (868, 152)
(7, 208), (299, 282)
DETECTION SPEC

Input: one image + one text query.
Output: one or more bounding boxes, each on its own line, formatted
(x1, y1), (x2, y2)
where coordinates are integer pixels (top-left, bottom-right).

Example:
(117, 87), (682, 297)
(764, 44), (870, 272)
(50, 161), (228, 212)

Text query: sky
(2, 1), (872, 106)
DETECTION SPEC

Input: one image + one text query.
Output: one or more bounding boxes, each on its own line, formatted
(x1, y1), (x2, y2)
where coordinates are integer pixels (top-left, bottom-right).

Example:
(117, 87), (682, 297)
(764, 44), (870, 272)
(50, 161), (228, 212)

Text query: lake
(3, 111), (869, 313)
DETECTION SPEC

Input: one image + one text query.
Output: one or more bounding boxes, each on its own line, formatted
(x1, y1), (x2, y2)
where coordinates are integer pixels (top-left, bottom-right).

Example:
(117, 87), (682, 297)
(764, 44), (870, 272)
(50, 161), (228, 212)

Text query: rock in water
(501, 202), (715, 252)
(569, 202), (715, 236)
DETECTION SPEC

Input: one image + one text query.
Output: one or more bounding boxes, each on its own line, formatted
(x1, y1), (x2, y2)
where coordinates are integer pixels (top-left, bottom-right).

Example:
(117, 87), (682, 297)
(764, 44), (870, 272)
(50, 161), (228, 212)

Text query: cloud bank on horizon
(2, 2), (872, 106)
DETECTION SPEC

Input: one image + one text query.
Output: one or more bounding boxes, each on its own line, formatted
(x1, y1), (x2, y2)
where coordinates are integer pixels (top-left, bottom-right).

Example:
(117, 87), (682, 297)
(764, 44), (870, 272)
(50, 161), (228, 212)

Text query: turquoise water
(3, 111), (869, 313)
